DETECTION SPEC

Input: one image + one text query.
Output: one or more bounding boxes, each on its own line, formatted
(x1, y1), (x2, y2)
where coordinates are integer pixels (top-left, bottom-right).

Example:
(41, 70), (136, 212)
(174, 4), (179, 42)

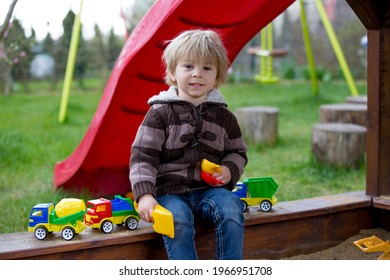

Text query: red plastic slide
(54, 0), (295, 196)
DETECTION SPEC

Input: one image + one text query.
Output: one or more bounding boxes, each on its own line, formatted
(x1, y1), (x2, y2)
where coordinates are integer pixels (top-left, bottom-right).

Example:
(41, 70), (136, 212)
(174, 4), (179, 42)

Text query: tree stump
(345, 95), (367, 105)
(311, 123), (366, 168)
(235, 106), (278, 145)
(320, 103), (367, 127)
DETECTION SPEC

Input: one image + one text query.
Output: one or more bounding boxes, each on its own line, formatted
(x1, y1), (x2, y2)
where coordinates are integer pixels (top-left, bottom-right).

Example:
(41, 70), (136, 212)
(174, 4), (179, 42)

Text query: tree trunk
(235, 106), (278, 145)
(320, 103), (367, 127)
(345, 96), (367, 105)
(312, 123), (366, 168)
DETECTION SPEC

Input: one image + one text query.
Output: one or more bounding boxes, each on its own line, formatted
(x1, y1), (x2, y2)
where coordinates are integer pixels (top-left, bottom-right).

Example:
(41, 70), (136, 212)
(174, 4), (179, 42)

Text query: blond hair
(162, 29), (229, 88)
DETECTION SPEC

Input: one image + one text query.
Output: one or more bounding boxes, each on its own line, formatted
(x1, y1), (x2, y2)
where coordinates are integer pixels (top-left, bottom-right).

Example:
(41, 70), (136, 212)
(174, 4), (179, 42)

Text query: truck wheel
(125, 217), (138, 230)
(260, 200), (272, 212)
(101, 220), (114, 234)
(34, 226), (48, 240)
(242, 201), (248, 212)
(61, 226), (75, 241)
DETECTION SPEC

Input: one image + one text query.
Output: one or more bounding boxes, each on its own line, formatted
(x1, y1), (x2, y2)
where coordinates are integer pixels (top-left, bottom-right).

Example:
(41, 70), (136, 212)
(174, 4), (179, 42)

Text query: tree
(39, 33), (56, 86)
(74, 28), (87, 88)
(121, 0), (156, 35)
(54, 10), (75, 85)
(54, 9), (87, 89)
(87, 24), (108, 88)
(7, 19), (35, 92)
(0, 0), (18, 40)
(0, 0), (18, 95)
(107, 28), (124, 69)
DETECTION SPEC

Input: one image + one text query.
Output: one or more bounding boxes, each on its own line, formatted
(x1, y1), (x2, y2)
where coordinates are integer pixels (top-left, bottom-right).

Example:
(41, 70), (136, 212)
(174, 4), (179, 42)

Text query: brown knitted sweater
(129, 86), (247, 202)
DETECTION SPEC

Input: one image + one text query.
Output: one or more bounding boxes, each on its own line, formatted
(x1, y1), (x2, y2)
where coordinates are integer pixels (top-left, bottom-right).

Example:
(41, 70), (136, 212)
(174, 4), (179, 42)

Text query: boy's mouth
(190, 83), (203, 87)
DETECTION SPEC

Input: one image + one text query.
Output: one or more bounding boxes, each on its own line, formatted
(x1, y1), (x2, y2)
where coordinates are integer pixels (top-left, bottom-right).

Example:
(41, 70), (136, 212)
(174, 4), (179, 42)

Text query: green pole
(314, 0), (358, 96)
(266, 24), (274, 79)
(260, 29), (267, 78)
(299, 0), (319, 96)
(58, 0), (84, 123)
(256, 24), (279, 84)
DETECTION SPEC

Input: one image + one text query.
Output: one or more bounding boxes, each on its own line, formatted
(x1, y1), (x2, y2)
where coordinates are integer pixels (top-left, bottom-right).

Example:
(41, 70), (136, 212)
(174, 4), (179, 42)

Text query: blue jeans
(157, 187), (244, 260)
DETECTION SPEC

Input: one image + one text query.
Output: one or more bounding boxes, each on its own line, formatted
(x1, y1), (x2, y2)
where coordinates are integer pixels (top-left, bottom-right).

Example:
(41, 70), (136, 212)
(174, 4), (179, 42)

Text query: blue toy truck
(28, 198), (86, 241)
(233, 176), (278, 212)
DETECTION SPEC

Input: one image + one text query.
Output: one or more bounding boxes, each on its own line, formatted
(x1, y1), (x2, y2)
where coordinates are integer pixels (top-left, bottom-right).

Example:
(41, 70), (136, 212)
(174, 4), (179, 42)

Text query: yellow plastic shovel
(134, 201), (174, 238)
(152, 205), (175, 239)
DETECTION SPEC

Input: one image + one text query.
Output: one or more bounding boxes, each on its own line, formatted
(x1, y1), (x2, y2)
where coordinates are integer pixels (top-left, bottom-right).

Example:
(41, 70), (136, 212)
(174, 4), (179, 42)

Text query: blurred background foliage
(1, 0), (366, 96)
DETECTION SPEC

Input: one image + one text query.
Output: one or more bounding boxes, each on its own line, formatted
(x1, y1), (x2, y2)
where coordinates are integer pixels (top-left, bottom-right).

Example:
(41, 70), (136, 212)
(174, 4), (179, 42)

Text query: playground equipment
(312, 0), (358, 97)
(301, 0), (358, 96)
(248, 0), (358, 97)
(53, 0), (296, 196)
(353, 235), (390, 260)
(247, 23), (287, 84)
(58, 0), (83, 123)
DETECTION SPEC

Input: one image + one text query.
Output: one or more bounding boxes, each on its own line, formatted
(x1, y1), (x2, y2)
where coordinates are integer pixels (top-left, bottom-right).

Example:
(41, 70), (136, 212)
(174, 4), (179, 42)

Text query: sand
(285, 228), (390, 260)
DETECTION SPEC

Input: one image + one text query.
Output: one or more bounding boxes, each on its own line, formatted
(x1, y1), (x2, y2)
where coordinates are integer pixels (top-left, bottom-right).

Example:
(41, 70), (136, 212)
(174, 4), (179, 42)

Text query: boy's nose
(192, 70), (201, 77)
(192, 68), (202, 78)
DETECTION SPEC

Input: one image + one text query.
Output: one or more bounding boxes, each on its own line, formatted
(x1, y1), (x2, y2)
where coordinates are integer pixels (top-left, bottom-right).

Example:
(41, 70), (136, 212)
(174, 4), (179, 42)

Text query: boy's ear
(169, 71), (176, 82)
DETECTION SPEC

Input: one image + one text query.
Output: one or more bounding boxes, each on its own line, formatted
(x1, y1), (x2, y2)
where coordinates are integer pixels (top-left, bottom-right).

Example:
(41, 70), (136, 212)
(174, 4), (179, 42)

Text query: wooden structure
(0, 191), (389, 260)
(347, 0), (390, 197)
(0, 1), (389, 261)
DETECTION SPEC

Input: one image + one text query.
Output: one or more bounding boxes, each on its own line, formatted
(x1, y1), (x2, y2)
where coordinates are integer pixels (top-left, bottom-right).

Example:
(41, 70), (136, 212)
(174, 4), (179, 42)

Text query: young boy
(130, 29), (247, 260)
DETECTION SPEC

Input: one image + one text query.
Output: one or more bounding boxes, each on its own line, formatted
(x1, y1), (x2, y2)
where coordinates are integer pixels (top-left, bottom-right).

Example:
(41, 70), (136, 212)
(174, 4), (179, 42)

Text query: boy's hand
(212, 165), (231, 186)
(138, 194), (158, 223)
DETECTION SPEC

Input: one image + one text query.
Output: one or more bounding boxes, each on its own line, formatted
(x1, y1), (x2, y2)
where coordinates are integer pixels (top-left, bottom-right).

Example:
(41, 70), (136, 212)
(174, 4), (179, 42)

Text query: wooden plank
(0, 191), (379, 260)
(365, 28), (390, 196)
(346, 0), (390, 197)
(365, 29), (380, 196)
(376, 28), (390, 196)
(346, 0), (381, 29)
(373, 196), (390, 210)
(0, 221), (166, 260)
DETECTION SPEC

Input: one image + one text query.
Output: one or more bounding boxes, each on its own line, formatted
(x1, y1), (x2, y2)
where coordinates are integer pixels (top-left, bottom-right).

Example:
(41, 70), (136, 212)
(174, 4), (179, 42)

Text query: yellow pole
(260, 29), (267, 78)
(256, 24), (279, 84)
(314, 0), (358, 96)
(266, 24), (274, 79)
(58, 0), (84, 123)
(299, 0), (319, 96)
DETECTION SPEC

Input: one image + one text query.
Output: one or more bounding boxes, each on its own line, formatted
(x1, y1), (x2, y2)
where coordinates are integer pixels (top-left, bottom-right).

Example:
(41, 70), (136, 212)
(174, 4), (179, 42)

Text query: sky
(1, 0), (134, 40)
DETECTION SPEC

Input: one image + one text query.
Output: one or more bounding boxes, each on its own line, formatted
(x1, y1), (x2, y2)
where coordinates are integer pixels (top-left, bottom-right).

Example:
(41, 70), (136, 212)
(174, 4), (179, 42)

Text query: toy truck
(28, 198), (86, 241)
(233, 176), (278, 212)
(84, 195), (140, 234)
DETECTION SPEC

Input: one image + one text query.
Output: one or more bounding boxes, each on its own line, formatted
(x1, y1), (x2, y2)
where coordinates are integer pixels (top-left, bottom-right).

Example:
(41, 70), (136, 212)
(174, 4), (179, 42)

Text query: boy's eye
(204, 66), (212, 71)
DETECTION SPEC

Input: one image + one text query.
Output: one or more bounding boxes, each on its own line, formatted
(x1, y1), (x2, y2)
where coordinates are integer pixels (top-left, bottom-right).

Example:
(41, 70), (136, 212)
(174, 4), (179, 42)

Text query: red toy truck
(84, 195), (140, 233)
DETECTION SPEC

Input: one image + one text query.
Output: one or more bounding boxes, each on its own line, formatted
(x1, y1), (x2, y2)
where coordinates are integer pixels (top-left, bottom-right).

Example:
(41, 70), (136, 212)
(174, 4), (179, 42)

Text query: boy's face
(170, 58), (217, 106)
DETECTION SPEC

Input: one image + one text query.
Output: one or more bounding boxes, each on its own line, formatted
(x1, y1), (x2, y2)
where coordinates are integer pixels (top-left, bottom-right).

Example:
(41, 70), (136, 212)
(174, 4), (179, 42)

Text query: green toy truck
(233, 176), (278, 212)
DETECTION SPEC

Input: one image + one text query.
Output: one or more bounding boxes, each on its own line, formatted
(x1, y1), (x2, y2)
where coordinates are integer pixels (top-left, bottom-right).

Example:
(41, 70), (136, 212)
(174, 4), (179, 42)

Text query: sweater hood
(148, 86), (227, 106)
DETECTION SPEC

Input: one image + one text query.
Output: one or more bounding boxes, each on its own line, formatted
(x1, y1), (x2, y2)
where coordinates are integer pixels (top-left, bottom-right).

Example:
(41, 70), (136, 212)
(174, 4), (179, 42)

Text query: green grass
(0, 79), (367, 234)
(221, 81), (367, 201)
